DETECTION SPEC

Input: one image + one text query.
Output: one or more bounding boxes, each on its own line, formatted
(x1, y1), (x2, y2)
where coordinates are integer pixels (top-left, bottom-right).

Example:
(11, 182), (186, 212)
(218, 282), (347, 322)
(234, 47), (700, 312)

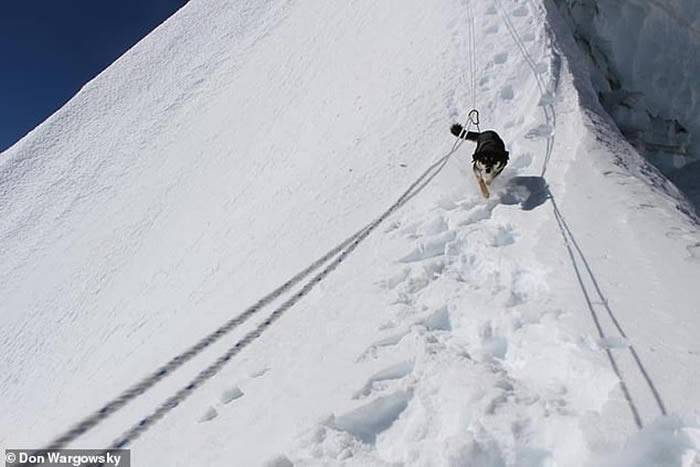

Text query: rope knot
(468, 109), (480, 126)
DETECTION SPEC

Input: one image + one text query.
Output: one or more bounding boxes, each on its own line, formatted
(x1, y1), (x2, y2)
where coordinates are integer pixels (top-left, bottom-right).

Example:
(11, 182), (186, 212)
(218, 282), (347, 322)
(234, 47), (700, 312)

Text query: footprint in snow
(492, 225), (516, 247)
(357, 330), (411, 361)
(363, 307), (451, 362)
(390, 290), (416, 307)
(687, 243), (700, 262)
(493, 52), (509, 65)
(378, 320), (398, 331)
(377, 268), (410, 290)
(399, 230), (456, 263)
(506, 267), (549, 307)
(220, 386), (244, 404)
(421, 257), (446, 277)
(399, 275), (431, 295)
(485, 23), (499, 34)
(384, 220), (401, 233)
(422, 216), (448, 235)
(456, 203), (497, 226)
(262, 456), (293, 467)
(500, 85), (514, 100)
(598, 336), (630, 350)
(389, 259), (445, 296)
(250, 367), (270, 378)
(353, 360), (415, 399)
(456, 197), (482, 212)
(332, 390), (412, 444)
(198, 407), (218, 423)
(436, 197), (460, 211)
(399, 221), (422, 239)
(418, 306), (452, 332)
(199, 386), (244, 423)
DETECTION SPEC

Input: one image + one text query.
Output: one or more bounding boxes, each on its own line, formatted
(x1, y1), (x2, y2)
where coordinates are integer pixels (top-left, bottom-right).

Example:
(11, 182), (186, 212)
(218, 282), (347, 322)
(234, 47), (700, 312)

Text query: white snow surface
(1, 0), (700, 466)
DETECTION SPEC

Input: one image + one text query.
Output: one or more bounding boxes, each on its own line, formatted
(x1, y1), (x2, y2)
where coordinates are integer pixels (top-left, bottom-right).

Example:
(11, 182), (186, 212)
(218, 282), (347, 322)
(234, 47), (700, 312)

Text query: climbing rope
(464, 0), (482, 135)
(466, 0), (480, 121)
(40, 110), (478, 451)
(471, 16), (478, 111)
(468, 108), (480, 132)
(43, 222), (370, 450)
(491, 0), (664, 429)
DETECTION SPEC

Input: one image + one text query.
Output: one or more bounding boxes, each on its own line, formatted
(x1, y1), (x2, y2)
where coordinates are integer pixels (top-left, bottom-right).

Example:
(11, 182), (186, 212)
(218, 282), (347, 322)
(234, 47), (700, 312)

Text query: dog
(450, 124), (509, 196)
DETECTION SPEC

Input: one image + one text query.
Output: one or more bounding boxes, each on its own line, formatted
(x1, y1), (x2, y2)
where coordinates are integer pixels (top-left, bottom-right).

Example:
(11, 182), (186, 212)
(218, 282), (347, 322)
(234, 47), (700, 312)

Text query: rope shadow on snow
(498, 173), (667, 428)
(548, 193), (668, 429)
(497, 0), (665, 431)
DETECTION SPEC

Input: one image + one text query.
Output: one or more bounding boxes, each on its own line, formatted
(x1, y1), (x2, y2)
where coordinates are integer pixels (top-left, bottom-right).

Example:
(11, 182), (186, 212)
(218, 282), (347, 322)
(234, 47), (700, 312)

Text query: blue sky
(0, 0), (188, 152)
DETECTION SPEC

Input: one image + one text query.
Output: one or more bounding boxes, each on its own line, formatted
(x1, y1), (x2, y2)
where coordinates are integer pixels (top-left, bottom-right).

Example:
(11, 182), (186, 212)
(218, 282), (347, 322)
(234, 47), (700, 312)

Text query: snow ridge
(2, 0), (700, 465)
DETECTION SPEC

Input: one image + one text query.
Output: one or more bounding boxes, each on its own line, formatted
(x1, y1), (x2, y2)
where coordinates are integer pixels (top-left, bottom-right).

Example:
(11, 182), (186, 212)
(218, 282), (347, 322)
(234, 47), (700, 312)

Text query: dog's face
(473, 154), (506, 184)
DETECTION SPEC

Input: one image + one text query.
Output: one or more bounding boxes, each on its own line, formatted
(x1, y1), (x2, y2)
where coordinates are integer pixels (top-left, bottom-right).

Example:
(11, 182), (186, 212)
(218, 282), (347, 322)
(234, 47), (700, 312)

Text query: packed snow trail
(1, 0), (699, 466)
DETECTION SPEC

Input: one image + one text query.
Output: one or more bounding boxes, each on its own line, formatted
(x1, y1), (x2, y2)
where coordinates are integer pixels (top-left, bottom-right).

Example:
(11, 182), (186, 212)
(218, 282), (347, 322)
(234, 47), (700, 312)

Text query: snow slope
(1, 0), (699, 466)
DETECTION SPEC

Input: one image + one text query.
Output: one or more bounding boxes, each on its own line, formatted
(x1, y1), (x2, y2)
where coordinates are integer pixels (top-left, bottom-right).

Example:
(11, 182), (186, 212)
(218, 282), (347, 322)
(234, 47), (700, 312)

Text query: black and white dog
(451, 123), (509, 195)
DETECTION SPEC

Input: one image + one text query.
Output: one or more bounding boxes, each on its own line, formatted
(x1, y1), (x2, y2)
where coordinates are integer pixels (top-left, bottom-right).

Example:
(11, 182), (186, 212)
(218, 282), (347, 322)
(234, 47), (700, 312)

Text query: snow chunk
(333, 390), (412, 444)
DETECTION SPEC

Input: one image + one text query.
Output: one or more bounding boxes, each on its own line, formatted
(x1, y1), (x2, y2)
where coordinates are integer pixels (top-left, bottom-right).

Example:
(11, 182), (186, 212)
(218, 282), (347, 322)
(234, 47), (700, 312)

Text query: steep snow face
(1, 0), (700, 466)
(554, 0), (700, 211)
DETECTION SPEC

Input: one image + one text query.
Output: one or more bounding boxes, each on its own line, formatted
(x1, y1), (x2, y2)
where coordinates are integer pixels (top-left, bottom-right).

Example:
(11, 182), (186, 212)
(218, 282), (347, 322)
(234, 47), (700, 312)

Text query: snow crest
(1, 0), (699, 465)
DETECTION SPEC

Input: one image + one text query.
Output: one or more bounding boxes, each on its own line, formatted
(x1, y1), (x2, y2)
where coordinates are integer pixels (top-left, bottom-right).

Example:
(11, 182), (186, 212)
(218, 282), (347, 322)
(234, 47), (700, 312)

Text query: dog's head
(473, 152), (508, 182)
